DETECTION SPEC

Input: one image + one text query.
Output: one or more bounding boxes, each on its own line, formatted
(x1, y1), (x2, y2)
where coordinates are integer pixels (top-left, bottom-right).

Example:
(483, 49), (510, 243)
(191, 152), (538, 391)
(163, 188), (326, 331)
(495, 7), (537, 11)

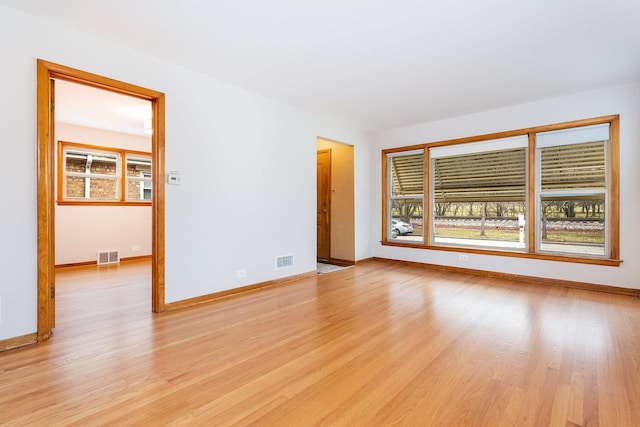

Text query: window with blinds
(387, 150), (424, 243)
(432, 147), (527, 202)
(428, 136), (528, 250)
(381, 115), (618, 264)
(536, 124), (609, 256)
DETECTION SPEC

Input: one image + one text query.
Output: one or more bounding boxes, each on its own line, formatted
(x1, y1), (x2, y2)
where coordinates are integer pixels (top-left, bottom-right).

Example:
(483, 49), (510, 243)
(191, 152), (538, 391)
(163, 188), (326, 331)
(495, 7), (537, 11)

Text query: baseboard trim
(0, 333), (38, 352)
(55, 255), (152, 269)
(328, 258), (356, 266)
(164, 270), (318, 312)
(373, 257), (640, 297)
(355, 257), (375, 265)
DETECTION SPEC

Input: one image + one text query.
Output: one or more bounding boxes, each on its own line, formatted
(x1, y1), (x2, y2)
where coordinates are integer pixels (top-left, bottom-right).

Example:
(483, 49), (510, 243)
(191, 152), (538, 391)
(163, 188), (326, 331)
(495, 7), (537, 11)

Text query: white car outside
(391, 219), (413, 238)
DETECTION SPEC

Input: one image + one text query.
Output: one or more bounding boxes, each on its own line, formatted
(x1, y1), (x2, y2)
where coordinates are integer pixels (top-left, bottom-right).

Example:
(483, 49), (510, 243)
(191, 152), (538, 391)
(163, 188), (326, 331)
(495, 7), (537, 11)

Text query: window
(62, 147), (120, 201)
(386, 150), (424, 243)
(536, 124), (609, 256)
(125, 155), (152, 201)
(430, 136), (528, 250)
(59, 142), (152, 205)
(381, 115), (620, 265)
(141, 173), (152, 200)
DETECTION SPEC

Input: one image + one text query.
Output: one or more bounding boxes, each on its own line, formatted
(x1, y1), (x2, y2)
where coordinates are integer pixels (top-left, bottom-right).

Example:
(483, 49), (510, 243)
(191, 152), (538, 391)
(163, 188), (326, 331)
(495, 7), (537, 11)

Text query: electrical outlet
(459, 254), (469, 261)
(236, 269), (247, 278)
(132, 245), (141, 252)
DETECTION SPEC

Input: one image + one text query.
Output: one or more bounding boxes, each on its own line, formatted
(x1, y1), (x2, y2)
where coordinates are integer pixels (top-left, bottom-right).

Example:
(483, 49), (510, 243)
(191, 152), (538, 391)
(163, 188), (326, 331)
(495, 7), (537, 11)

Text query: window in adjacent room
(61, 146), (120, 201)
(126, 155), (153, 202)
(59, 141), (152, 205)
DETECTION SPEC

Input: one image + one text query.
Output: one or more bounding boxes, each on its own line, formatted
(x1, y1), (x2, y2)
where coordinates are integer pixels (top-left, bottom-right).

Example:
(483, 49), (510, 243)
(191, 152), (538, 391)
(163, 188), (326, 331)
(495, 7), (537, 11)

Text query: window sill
(380, 240), (623, 267)
(56, 201), (152, 207)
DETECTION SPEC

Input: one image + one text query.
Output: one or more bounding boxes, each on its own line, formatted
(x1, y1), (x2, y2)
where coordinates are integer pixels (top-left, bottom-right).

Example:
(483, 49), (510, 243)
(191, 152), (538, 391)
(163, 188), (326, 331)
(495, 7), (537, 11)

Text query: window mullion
(424, 148), (431, 246)
(121, 151), (126, 202)
(527, 133), (536, 253)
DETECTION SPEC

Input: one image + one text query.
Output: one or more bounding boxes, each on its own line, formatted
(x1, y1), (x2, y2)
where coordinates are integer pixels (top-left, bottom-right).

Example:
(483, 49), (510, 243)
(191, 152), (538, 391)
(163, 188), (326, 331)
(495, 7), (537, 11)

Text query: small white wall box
(167, 172), (181, 185)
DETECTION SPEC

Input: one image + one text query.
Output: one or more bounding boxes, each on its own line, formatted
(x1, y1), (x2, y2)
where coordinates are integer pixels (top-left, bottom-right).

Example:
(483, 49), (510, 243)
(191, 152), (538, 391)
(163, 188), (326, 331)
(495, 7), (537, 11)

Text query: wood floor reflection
(1, 259), (639, 426)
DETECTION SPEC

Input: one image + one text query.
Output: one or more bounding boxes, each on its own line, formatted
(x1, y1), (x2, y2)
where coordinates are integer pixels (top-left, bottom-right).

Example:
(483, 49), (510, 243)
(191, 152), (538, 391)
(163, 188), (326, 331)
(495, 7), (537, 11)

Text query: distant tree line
(392, 200), (604, 222)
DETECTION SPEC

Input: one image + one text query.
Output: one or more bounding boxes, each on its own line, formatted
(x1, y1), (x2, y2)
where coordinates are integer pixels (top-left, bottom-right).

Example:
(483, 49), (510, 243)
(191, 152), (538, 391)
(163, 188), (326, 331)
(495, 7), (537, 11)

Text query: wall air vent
(276, 254), (294, 269)
(97, 250), (120, 265)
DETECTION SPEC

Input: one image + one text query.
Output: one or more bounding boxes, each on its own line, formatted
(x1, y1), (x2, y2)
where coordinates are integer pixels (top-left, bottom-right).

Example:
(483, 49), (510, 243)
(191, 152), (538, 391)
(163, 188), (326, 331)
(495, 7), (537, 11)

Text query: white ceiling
(55, 80), (151, 136)
(4, 0), (640, 131)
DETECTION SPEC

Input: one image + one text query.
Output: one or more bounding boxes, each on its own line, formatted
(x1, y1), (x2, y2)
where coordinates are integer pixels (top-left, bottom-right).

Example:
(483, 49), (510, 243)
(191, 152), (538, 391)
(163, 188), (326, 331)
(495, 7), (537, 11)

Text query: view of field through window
(432, 201), (526, 249)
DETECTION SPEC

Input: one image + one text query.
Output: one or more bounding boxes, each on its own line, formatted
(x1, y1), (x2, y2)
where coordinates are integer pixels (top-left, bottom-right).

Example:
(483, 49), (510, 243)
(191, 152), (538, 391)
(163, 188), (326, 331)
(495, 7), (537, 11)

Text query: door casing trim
(36, 59), (166, 341)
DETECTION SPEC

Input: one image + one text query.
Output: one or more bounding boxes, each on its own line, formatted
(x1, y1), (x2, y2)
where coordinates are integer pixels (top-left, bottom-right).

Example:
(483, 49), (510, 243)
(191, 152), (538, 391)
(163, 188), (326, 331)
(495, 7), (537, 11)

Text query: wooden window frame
(58, 141), (152, 206)
(381, 115), (621, 267)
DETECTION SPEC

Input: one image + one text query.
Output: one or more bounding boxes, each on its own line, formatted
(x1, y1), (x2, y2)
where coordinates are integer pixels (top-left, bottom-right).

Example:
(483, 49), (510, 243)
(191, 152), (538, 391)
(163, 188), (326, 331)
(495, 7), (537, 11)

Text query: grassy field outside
(400, 215), (604, 246)
(433, 226), (604, 245)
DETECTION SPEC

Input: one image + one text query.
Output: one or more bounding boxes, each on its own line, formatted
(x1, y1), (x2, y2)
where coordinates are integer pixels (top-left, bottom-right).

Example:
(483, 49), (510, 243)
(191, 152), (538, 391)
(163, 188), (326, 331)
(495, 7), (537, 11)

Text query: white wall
(55, 123), (152, 265)
(0, 5), (373, 341)
(373, 82), (640, 290)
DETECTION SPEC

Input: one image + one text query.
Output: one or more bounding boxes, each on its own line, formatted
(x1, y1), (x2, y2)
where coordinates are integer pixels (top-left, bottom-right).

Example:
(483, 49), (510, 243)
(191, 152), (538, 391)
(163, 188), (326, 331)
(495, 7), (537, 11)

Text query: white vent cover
(97, 250), (120, 265)
(276, 254), (294, 269)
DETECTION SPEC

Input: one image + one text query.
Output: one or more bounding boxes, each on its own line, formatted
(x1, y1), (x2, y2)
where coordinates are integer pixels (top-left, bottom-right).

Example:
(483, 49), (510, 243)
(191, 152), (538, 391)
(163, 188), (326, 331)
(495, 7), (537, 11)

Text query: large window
(382, 115), (620, 265)
(59, 142), (152, 205)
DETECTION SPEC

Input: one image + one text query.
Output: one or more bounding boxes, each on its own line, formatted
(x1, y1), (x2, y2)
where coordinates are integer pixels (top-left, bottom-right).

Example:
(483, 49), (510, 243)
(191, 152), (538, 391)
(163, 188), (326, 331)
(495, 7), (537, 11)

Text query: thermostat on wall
(167, 171), (181, 185)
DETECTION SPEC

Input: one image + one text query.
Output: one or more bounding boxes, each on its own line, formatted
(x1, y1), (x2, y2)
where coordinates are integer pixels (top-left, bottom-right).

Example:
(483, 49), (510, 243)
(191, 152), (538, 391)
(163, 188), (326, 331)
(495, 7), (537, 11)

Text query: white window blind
(540, 141), (606, 191)
(430, 135), (528, 158)
(389, 150), (424, 196)
(536, 123), (609, 148)
(430, 135), (528, 203)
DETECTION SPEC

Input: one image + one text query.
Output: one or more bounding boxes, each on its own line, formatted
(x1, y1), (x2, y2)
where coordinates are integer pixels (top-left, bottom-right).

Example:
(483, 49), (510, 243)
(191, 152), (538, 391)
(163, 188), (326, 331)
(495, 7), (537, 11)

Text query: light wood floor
(1, 260), (639, 426)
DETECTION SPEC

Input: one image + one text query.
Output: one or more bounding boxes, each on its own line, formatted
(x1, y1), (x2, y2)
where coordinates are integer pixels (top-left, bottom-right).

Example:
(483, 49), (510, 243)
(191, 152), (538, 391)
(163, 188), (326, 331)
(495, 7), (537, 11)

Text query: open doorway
(54, 80), (153, 268)
(52, 79), (154, 330)
(316, 138), (355, 266)
(36, 60), (166, 341)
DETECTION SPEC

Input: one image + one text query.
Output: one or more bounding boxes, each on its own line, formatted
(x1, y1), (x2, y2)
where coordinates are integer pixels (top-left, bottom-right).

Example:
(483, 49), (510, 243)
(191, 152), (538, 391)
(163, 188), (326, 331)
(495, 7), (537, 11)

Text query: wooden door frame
(36, 59), (166, 341)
